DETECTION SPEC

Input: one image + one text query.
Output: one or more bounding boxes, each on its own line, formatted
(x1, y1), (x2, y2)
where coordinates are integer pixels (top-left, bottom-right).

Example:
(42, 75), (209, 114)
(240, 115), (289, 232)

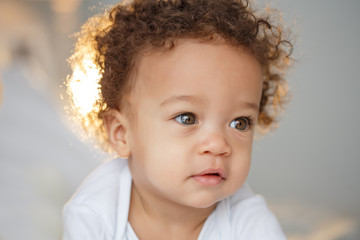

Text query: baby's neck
(128, 183), (216, 240)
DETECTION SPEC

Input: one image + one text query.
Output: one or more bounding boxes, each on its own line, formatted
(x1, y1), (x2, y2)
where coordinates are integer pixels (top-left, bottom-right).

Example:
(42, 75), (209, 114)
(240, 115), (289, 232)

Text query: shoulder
(228, 184), (286, 239)
(68, 158), (129, 204)
(62, 203), (113, 239)
(63, 158), (131, 239)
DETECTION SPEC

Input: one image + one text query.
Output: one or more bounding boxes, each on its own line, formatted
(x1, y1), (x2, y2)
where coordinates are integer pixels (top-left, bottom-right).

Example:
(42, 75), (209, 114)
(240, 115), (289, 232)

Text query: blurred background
(0, 0), (359, 239)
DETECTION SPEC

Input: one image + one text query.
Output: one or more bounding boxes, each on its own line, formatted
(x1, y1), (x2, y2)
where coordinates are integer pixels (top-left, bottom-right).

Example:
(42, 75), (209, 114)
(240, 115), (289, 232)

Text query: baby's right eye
(174, 113), (197, 125)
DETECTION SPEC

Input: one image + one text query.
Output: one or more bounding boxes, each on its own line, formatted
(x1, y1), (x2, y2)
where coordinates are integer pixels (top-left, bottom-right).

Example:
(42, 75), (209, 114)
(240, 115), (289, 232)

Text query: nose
(197, 131), (231, 157)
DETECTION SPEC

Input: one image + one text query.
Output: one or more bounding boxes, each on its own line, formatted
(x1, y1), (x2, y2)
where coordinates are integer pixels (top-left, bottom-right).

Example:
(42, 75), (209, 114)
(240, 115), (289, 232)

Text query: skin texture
(105, 40), (263, 239)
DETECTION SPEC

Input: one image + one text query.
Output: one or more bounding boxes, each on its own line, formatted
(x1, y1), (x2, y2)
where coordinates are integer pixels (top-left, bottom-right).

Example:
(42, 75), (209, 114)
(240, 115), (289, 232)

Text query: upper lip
(193, 168), (226, 179)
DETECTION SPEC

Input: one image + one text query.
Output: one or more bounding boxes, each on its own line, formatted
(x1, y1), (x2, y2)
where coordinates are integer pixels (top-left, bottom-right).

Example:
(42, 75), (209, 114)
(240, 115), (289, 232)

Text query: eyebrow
(160, 94), (259, 112)
(159, 95), (206, 107)
(244, 102), (260, 112)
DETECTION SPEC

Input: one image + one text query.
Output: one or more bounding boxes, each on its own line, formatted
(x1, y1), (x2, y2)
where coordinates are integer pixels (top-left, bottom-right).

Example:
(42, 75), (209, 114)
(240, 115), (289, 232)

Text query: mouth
(197, 168), (226, 178)
(191, 168), (226, 186)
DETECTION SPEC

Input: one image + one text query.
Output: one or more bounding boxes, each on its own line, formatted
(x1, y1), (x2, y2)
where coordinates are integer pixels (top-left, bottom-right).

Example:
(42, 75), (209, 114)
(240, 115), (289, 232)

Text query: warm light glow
(67, 56), (102, 117)
(51, 0), (82, 14)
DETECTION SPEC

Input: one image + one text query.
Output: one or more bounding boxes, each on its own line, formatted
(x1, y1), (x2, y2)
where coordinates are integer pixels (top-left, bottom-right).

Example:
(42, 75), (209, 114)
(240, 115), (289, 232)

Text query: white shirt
(62, 158), (286, 239)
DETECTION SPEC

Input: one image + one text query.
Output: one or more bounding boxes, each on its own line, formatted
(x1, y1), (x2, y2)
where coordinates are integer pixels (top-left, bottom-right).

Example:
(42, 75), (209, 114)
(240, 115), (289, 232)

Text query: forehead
(129, 39), (262, 108)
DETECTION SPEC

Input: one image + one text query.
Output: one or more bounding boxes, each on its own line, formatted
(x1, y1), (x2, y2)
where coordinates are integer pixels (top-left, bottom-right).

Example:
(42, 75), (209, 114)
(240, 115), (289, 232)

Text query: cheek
(229, 137), (253, 180)
(226, 157), (251, 195)
(130, 123), (187, 175)
(232, 150), (251, 173)
(147, 138), (188, 173)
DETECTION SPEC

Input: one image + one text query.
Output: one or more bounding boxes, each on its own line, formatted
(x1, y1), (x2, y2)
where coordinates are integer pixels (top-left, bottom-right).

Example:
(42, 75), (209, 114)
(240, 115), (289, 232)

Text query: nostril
(200, 148), (231, 156)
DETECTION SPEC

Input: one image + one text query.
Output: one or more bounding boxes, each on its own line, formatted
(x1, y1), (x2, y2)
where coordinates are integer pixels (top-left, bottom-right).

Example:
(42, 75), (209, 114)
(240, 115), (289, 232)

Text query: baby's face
(120, 40), (262, 208)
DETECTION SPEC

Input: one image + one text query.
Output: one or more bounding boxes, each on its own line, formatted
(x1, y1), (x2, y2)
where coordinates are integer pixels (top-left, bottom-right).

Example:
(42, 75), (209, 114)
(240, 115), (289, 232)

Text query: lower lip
(192, 175), (224, 186)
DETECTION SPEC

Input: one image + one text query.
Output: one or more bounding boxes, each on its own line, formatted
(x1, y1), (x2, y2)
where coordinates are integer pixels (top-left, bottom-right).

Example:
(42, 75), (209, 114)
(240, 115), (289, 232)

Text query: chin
(186, 196), (223, 209)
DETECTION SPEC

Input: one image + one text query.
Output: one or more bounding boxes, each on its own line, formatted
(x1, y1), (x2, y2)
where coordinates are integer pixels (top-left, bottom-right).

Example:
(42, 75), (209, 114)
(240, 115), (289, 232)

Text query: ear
(103, 109), (131, 159)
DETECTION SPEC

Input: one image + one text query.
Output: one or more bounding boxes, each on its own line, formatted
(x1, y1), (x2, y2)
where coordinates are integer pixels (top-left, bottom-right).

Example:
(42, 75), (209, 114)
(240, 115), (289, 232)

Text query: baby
(63, 0), (293, 239)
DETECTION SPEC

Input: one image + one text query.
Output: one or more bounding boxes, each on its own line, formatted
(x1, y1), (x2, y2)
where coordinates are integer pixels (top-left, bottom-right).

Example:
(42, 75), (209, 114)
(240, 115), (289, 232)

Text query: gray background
(0, 0), (359, 239)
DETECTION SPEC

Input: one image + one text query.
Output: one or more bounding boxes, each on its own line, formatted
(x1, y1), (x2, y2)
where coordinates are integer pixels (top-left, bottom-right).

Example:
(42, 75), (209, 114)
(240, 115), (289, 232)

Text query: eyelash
(173, 113), (254, 131)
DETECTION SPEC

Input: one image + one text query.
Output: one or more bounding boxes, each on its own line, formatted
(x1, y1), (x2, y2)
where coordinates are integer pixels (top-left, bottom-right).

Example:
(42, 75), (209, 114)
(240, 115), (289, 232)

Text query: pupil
(184, 115), (192, 124)
(237, 118), (247, 130)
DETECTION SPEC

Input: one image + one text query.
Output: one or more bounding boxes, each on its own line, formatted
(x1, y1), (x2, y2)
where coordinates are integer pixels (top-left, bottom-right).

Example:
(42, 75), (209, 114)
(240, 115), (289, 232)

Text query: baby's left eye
(229, 117), (251, 131)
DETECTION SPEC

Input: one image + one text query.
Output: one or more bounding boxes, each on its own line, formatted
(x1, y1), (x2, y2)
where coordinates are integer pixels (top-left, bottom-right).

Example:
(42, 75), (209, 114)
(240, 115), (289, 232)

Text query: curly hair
(67, 0), (293, 152)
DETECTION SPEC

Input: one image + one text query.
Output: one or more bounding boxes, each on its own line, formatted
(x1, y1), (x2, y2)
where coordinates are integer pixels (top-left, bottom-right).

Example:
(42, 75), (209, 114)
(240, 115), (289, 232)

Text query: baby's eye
(229, 117), (251, 131)
(174, 113), (197, 125)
